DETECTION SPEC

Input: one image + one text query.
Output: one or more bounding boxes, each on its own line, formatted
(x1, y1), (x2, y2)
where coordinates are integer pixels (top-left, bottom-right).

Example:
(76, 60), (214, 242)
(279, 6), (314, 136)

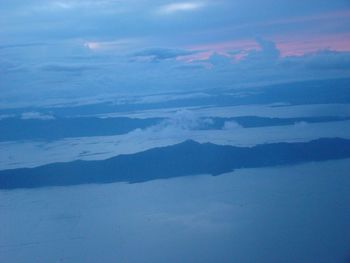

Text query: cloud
(45, 0), (123, 11)
(197, 38), (281, 69)
(84, 39), (138, 51)
(255, 38), (280, 59)
(0, 0), (350, 107)
(157, 2), (205, 14)
(2, 33), (350, 108)
(283, 49), (350, 70)
(52, 1), (73, 9)
(239, 38), (280, 64)
(0, 114), (15, 120)
(0, 43), (47, 50)
(131, 92), (211, 104)
(223, 121), (242, 130)
(134, 109), (213, 139)
(208, 53), (233, 67)
(21, 112), (55, 120)
(294, 121), (308, 128)
(133, 48), (198, 62)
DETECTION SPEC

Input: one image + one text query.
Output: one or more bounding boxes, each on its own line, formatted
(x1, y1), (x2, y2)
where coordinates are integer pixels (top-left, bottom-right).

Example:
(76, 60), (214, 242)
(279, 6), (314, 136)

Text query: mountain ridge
(1, 137), (350, 189)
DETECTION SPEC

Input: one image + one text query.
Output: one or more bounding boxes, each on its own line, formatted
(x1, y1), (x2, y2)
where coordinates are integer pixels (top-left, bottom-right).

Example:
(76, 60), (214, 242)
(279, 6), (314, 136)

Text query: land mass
(1, 138), (350, 189)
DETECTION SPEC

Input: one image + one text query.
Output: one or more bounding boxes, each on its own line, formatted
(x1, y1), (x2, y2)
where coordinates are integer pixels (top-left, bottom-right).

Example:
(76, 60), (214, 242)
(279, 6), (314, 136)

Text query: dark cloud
(242, 38), (280, 64)
(255, 38), (280, 59)
(0, 43), (47, 50)
(283, 50), (350, 70)
(132, 48), (198, 62)
(208, 53), (233, 67)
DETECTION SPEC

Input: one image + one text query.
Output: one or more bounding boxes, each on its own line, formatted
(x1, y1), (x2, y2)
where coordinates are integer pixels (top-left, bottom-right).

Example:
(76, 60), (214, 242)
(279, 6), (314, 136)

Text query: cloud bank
(0, 0), (349, 106)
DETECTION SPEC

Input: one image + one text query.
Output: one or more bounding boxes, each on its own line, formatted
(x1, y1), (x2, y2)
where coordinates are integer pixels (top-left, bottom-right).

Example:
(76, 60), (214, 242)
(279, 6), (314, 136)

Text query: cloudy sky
(1, 0), (350, 105)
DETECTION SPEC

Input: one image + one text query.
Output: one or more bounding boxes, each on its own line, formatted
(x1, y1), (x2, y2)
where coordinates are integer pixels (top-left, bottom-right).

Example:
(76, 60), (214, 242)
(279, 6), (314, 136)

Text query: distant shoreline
(1, 138), (350, 190)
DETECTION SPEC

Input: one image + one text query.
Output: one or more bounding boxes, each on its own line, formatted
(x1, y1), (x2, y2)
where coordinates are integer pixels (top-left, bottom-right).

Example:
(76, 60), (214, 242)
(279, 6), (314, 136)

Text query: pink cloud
(274, 32), (350, 57)
(188, 39), (259, 53)
(177, 51), (213, 62)
(182, 32), (350, 63)
(181, 10), (350, 61)
(184, 39), (260, 62)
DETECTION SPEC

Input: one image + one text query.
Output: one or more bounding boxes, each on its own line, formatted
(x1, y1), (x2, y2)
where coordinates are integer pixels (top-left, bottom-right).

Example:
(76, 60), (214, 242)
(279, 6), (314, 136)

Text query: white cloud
(146, 109), (204, 133)
(158, 2), (204, 14)
(84, 42), (100, 50)
(294, 121), (308, 128)
(21, 112), (55, 120)
(223, 121), (242, 130)
(84, 39), (140, 51)
(127, 109), (214, 141)
(52, 1), (73, 9)
(50, 0), (120, 10)
(0, 114), (15, 120)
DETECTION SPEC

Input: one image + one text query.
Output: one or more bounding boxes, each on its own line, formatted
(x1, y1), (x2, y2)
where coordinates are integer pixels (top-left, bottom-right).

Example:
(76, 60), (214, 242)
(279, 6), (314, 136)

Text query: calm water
(1, 159), (350, 263)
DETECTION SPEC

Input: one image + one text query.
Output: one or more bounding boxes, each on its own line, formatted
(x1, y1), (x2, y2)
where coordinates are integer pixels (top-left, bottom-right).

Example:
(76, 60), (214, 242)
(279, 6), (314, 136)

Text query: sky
(1, 0), (350, 106)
